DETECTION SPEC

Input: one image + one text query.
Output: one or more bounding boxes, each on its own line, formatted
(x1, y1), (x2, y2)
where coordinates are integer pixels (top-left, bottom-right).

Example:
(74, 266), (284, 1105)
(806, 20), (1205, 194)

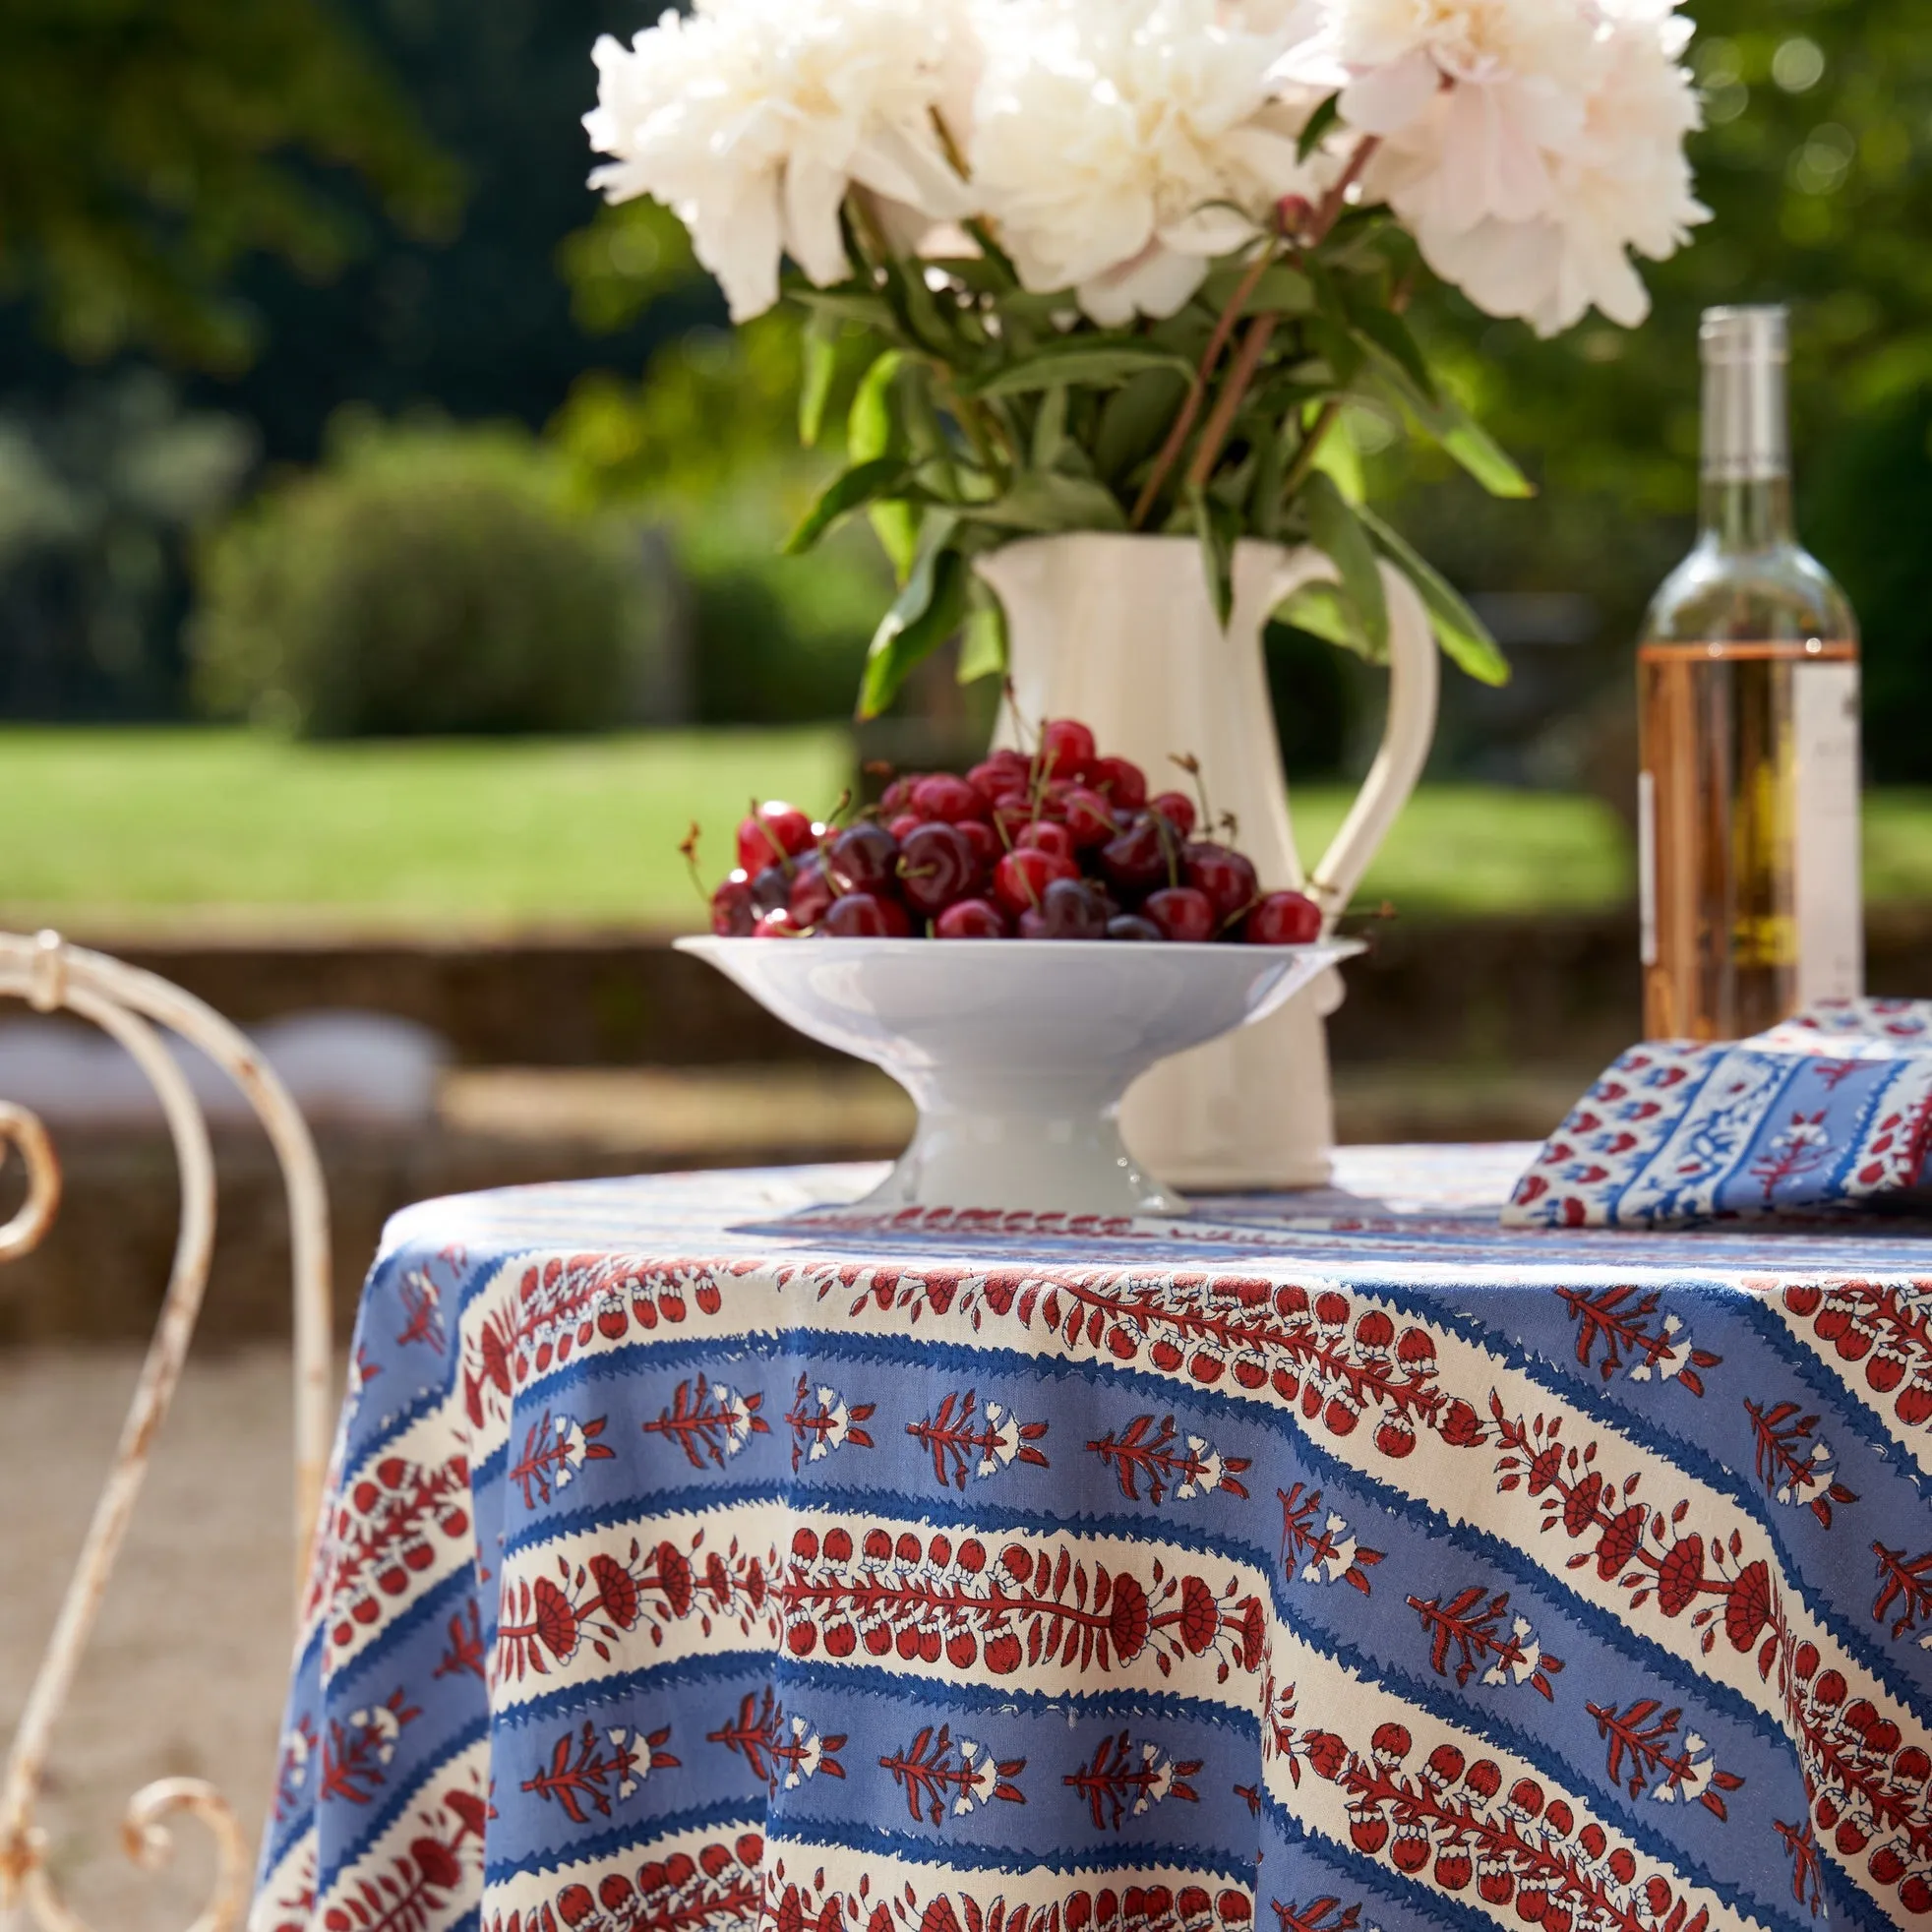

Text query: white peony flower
(970, 0), (1331, 325)
(585, 0), (978, 322)
(1285, 0), (1706, 334)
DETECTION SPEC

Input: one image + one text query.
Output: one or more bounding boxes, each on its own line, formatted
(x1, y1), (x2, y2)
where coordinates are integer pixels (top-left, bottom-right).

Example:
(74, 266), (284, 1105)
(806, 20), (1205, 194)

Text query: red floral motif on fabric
(1781, 1281), (1932, 1430)
(524, 1721), (678, 1824)
(511, 1412), (618, 1510)
(1872, 1543), (1932, 1640)
(1406, 1588), (1562, 1699)
(1091, 1417), (1251, 1506)
(1743, 1401), (1857, 1528)
(462, 1255), (730, 1430)
(706, 1689), (847, 1793)
(1588, 1700), (1742, 1818)
(1064, 1731), (1201, 1831)
(775, 1261), (1479, 1462)
(482, 1831), (766, 1932)
(644, 1376), (769, 1470)
(778, 1525), (1263, 1682)
(787, 1374), (875, 1472)
(1269, 1687), (1704, 1932)
(1278, 1485), (1381, 1595)
(1554, 1288), (1719, 1396)
(752, 1860), (1255, 1932)
(319, 1781), (489, 1932)
(1270, 1902), (1359, 1932)
(320, 1687), (423, 1805)
(312, 1451), (472, 1662)
(909, 1391), (1049, 1488)
(495, 1533), (775, 1683)
(881, 1723), (1026, 1825)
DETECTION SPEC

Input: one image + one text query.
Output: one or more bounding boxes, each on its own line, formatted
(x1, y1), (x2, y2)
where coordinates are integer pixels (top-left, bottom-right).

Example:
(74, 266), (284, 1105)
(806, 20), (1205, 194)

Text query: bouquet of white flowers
(586, 0), (1706, 715)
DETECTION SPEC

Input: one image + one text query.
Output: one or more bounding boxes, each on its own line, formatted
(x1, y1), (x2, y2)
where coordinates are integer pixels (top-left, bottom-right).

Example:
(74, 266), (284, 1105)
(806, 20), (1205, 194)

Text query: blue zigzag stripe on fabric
(486, 1652), (1261, 1746)
(480, 1796), (766, 1886)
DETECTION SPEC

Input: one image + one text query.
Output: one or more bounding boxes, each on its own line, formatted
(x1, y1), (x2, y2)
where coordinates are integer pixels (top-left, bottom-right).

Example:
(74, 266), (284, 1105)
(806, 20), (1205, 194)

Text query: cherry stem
(678, 822), (707, 908)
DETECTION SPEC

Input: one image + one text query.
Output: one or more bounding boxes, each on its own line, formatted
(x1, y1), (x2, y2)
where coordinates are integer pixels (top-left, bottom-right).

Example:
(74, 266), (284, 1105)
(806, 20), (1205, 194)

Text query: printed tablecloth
(255, 1146), (1932, 1932)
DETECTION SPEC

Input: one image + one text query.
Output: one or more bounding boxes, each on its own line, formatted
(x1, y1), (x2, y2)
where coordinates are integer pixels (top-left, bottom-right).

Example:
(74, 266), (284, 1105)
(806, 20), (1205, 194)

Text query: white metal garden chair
(0, 930), (332, 1932)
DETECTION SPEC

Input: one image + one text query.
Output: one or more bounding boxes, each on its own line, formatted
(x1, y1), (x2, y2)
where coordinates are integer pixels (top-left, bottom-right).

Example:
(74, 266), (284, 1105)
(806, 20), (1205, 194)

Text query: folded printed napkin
(1503, 997), (1932, 1229)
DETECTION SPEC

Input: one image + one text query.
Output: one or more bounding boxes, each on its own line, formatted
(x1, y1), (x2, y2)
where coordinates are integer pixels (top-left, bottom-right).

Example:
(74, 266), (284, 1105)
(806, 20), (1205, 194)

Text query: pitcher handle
(1267, 556), (1439, 936)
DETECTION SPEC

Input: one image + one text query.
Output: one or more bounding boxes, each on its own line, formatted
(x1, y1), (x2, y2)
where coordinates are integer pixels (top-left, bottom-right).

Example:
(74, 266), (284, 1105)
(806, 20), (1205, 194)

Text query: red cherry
(911, 773), (989, 823)
(736, 801), (815, 874)
(711, 872), (756, 936)
(1245, 890), (1323, 944)
(1038, 719), (1097, 781)
(1019, 877), (1108, 939)
(1182, 841), (1259, 924)
(1019, 819), (1076, 864)
(1100, 815), (1176, 892)
(957, 819), (1000, 874)
(749, 865), (792, 915)
(878, 776), (913, 815)
(994, 846), (1077, 917)
(821, 892), (911, 936)
(992, 797), (1037, 845)
(898, 822), (981, 915)
(1090, 755), (1148, 810)
(754, 908), (805, 938)
(969, 752), (1031, 802)
(827, 822), (900, 895)
(787, 856), (838, 928)
(1149, 791), (1198, 836)
(1143, 886), (1216, 942)
(1060, 787), (1117, 848)
(887, 813), (922, 842)
(1107, 914), (1166, 942)
(936, 898), (1011, 939)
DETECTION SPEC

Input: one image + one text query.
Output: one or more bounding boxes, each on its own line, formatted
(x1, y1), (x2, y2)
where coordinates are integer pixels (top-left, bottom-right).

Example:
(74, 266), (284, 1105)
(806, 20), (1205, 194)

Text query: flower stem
(1182, 313), (1278, 494)
(1129, 242), (1279, 531)
(1278, 397), (1344, 504)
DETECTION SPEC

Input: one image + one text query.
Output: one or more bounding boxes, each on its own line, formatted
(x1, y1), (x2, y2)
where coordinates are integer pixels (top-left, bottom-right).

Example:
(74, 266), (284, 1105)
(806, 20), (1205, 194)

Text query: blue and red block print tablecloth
(255, 1146), (1932, 1932)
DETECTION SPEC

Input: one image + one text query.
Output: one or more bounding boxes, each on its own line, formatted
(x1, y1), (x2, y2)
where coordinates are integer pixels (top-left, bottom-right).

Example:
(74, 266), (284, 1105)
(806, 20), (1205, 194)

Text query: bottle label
(1792, 660), (1863, 1002)
(1637, 769), (1658, 969)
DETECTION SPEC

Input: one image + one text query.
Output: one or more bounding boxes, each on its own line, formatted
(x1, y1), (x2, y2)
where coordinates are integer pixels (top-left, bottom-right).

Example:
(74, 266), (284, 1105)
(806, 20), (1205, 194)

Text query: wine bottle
(1637, 305), (1861, 1042)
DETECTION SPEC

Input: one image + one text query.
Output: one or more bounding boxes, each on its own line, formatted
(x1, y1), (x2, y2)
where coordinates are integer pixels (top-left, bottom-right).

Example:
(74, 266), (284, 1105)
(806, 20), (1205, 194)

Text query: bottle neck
(1699, 474), (1795, 553)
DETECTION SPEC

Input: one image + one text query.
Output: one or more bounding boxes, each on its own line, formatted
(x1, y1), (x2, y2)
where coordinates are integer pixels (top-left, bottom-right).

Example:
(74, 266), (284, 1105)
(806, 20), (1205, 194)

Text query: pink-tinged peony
(585, 0), (977, 321)
(1283, 0), (1706, 333)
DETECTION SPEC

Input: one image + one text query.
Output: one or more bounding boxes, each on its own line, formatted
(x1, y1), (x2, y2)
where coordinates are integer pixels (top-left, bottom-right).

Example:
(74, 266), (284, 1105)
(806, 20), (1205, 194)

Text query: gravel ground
(0, 1348), (316, 1932)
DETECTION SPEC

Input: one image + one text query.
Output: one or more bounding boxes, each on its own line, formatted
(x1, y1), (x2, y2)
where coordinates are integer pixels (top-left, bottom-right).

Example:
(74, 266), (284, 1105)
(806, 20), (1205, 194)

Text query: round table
(252, 1147), (1932, 1932)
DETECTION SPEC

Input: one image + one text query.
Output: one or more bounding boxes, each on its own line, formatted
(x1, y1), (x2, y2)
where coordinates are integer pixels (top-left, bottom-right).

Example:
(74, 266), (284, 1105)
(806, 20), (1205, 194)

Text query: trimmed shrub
(193, 416), (655, 737)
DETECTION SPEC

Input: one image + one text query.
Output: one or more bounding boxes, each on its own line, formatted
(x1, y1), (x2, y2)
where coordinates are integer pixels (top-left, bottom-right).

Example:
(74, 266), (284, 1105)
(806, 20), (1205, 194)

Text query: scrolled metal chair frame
(0, 931), (332, 1932)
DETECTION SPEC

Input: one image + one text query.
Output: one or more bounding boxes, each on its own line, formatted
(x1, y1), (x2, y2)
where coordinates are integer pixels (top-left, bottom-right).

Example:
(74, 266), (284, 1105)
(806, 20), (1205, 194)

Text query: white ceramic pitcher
(978, 532), (1439, 1190)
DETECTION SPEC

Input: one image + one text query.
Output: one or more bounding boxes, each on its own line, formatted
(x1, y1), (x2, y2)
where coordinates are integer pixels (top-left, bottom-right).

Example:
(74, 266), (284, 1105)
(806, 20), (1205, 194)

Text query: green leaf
(1303, 470), (1389, 653)
(969, 341), (1195, 397)
(963, 470), (1127, 534)
(957, 576), (1009, 686)
(1364, 345), (1534, 500)
(799, 313), (841, 448)
(791, 287), (898, 331)
(1277, 580), (1378, 661)
(1032, 384), (1069, 470)
(859, 519), (969, 720)
(1094, 368), (1190, 487)
(1358, 505), (1512, 687)
(848, 349), (905, 464)
(1186, 481), (1237, 628)
(1200, 261), (1316, 318)
(1298, 92), (1343, 161)
(1351, 306), (1436, 401)
(784, 455), (910, 555)
(1311, 407), (1366, 506)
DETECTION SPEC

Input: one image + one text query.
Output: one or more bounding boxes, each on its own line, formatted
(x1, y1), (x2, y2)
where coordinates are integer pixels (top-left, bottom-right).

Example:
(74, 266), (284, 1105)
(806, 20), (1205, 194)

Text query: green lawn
(1, 727), (1926, 931)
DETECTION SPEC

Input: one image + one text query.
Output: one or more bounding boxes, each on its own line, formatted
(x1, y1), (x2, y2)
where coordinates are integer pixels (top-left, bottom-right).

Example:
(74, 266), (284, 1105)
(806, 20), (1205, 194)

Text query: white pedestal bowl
(676, 936), (1362, 1217)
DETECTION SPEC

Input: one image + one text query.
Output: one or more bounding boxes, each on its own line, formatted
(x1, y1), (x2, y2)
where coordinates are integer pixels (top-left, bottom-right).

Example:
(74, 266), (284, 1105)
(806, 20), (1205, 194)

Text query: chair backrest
(0, 930), (332, 1932)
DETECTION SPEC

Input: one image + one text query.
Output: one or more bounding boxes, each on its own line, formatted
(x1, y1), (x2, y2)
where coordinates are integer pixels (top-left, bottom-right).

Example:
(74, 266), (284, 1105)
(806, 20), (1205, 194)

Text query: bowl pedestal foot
(856, 1093), (1188, 1220)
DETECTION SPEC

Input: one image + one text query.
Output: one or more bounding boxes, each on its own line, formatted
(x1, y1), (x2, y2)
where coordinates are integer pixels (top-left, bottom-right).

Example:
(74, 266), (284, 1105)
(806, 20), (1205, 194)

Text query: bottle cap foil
(1701, 304), (1789, 483)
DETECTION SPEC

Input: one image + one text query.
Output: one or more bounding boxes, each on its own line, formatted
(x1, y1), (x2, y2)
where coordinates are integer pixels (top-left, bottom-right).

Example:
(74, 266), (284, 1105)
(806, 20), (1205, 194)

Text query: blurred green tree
(0, 0), (457, 371)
